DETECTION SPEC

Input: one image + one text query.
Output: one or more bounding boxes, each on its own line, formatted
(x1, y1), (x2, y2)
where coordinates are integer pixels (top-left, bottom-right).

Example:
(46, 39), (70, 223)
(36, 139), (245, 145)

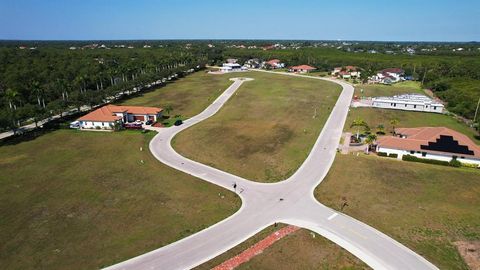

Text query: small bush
(388, 153), (398, 158)
(449, 158), (462, 167)
(402, 155), (451, 166)
(95, 126), (101, 130)
(377, 152), (388, 157)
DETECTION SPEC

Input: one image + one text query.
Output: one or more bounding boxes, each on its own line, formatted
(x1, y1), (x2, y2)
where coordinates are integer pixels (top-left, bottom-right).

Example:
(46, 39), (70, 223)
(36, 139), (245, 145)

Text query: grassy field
(354, 81), (424, 97)
(0, 130), (240, 270)
(346, 107), (479, 142)
(315, 154), (480, 269)
(119, 70), (235, 118)
(195, 225), (368, 270)
(173, 71), (341, 182)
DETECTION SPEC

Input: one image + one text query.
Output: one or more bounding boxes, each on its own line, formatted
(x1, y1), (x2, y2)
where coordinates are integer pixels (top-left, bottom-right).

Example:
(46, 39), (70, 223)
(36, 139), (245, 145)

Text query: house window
(405, 104), (407, 107)
(410, 150), (415, 154)
(460, 156), (465, 159)
(102, 122), (105, 126)
(422, 152), (427, 157)
(393, 103), (396, 107)
(433, 106), (437, 110)
(414, 105), (417, 109)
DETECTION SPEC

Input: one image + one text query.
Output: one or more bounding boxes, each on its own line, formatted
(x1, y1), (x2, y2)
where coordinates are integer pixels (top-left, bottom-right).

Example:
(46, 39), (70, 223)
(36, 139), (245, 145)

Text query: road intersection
(105, 71), (438, 270)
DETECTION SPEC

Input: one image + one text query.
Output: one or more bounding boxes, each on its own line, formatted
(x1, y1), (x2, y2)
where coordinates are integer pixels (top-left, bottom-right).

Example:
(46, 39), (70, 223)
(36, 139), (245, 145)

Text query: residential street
(105, 71), (439, 270)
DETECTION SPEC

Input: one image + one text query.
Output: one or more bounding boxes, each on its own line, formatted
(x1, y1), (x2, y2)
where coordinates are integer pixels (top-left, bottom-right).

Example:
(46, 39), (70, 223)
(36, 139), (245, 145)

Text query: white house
(78, 105), (163, 130)
(372, 94), (444, 113)
(376, 127), (480, 166)
(219, 63), (247, 73)
(243, 58), (262, 69)
(264, 59), (285, 69)
(371, 68), (405, 84)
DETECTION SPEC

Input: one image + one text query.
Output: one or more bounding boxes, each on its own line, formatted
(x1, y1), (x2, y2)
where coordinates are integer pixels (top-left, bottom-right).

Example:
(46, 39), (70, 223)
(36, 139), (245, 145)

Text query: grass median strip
(173, 72), (341, 182)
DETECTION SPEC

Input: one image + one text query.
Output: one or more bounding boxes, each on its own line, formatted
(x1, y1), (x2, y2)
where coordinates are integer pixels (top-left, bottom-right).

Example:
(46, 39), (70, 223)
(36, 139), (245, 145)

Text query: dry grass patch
(0, 130), (240, 270)
(173, 72), (341, 182)
(315, 154), (480, 269)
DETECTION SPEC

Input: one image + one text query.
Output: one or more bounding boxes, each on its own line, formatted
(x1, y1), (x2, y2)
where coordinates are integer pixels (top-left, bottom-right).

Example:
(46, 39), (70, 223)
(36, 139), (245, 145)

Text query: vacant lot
(355, 81), (424, 97)
(315, 154), (480, 269)
(120, 71), (235, 118)
(346, 107), (479, 142)
(174, 71), (341, 182)
(196, 225), (368, 270)
(0, 130), (240, 270)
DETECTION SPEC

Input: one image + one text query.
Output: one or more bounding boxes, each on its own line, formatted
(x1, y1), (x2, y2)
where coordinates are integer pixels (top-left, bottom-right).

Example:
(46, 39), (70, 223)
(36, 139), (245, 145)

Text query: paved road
(105, 72), (438, 270)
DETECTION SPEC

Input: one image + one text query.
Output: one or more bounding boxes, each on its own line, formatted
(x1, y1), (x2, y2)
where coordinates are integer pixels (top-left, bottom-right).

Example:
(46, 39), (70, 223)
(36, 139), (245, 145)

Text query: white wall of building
(80, 121), (114, 129)
(377, 146), (480, 166)
(372, 96), (444, 113)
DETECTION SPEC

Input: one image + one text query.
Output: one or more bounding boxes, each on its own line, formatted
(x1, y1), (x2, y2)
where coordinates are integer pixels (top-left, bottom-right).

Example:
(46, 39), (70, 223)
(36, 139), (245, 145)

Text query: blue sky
(0, 0), (479, 41)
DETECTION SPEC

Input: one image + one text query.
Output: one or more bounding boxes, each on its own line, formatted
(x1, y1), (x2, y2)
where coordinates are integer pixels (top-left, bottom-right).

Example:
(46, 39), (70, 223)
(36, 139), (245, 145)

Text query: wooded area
(0, 42), (479, 132)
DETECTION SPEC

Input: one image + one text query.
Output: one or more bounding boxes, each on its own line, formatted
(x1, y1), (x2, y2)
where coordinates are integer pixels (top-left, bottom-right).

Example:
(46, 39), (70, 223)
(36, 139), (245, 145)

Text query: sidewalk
(212, 225), (300, 270)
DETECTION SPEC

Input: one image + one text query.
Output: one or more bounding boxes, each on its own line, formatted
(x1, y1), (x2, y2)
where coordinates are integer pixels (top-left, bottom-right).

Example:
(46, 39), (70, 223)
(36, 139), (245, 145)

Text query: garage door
(133, 115), (145, 121)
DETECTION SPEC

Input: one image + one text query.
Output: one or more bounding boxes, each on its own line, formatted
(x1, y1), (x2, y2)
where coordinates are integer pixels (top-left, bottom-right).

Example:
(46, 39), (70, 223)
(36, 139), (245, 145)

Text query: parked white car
(70, 121), (80, 129)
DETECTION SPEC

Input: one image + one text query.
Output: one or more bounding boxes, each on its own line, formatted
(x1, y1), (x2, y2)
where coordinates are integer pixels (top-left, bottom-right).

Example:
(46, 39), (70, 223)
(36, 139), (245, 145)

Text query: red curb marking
(212, 225), (300, 270)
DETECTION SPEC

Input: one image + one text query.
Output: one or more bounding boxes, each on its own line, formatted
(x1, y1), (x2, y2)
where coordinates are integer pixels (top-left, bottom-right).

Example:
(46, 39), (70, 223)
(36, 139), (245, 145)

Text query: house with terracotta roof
(77, 105), (163, 130)
(289, 65), (316, 73)
(264, 59), (285, 69)
(332, 66), (361, 79)
(376, 127), (480, 166)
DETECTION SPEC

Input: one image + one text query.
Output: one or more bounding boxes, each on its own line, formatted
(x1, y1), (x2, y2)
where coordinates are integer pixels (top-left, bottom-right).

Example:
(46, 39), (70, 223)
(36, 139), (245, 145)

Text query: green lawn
(0, 130), (240, 270)
(355, 81), (424, 98)
(119, 70), (235, 118)
(346, 107), (479, 142)
(195, 225), (368, 270)
(315, 154), (480, 269)
(173, 71), (342, 182)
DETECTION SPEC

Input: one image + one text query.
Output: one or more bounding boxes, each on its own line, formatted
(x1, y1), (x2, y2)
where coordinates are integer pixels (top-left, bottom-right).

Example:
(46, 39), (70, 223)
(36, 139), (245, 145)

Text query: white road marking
(327, 213), (338, 220)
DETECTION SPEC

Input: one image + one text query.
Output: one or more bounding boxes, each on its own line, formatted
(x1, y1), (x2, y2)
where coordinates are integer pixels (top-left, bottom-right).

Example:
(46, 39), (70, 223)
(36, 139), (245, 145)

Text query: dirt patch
(454, 241), (480, 270)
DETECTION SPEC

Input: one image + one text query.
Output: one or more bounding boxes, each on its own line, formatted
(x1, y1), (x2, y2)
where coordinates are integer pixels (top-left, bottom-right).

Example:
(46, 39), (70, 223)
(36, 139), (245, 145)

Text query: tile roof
(377, 127), (480, 158)
(78, 105), (162, 122)
(266, 59), (281, 65)
(290, 65), (316, 70)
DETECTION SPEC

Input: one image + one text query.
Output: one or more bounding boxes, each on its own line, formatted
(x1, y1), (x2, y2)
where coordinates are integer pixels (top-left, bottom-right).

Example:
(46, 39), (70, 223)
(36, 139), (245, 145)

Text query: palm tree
(390, 119), (399, 134)
(5, 88), (19, 111)
(350, 118), (368, 140)
(365, 134), (377, 154)
(376, 124), (385, 135)
(31, 80), (43, 107)
(164, 104), (173, 116)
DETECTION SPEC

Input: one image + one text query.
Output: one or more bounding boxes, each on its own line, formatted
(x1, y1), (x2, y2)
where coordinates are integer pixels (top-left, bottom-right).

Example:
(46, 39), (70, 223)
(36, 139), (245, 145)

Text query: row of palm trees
(1, 57), (206, 131)
(350, 117), (400, 151)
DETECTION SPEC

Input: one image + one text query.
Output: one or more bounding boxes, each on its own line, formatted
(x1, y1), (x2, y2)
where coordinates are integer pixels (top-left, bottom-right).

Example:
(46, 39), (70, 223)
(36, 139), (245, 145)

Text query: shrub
(388, 153), (398, 158)
(402, 155), (451, 166)
(449, 158), (462, 167)
(95, 126), (101, 130)
(377, 152), (388, 157)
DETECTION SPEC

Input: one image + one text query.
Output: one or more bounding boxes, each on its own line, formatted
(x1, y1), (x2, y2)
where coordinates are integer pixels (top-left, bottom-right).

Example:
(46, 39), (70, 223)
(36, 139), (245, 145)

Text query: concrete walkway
(105, 72), (438, 270)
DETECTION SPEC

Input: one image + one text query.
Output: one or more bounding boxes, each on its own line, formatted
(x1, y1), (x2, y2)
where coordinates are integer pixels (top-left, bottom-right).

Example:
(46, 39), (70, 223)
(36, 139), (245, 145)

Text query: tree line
(222, 47), (480, 121)
(0, 46), (207, 131)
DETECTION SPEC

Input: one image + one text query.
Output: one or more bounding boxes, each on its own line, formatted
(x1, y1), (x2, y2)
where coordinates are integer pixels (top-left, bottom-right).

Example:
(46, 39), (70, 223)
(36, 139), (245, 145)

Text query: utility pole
(474, 96), (480, 123)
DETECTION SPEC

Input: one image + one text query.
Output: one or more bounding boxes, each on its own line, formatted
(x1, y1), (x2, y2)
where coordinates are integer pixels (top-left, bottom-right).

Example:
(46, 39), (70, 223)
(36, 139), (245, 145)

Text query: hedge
(401, 155), (460, 167)
(377, 152), (388, 157)
(377, 152), (397, 158)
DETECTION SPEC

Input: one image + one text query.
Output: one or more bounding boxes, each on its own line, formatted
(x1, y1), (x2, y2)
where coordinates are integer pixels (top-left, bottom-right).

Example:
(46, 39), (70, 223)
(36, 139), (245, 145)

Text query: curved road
(105, 71), (438, 270)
